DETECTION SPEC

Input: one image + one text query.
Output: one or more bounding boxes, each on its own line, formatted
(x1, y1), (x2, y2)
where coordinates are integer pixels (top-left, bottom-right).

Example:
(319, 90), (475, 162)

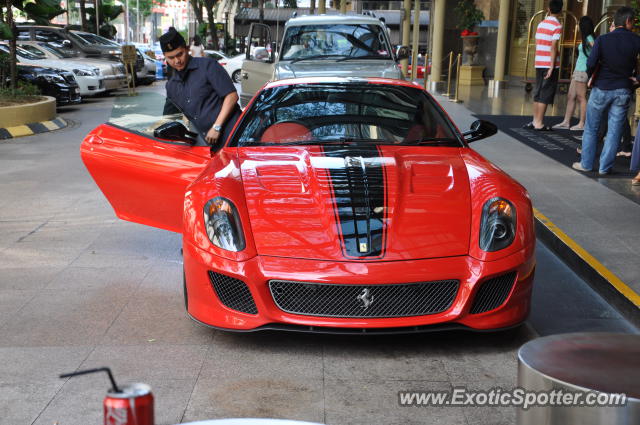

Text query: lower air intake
(470, 272), (517, 314)
(208, 271), (258, 315)
(269, 279), (459, 318)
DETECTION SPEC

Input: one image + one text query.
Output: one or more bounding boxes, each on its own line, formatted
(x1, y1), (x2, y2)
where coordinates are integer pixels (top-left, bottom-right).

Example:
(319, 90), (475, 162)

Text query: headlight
(42, 74), (65, 83)
(73, 68), (95, 76)
(479, 197), (516, 252)
(203, 197), (245, 252)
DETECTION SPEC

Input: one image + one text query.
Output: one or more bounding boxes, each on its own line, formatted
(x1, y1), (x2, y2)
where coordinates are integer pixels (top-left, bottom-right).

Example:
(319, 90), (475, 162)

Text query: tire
(232, 70), (241, 84)
(183, 268), (189, 312)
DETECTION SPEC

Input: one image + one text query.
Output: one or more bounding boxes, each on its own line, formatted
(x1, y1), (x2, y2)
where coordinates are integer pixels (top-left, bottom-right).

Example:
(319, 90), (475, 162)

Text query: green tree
(84, 0), (123, 38)
(1, 0), (65, 91)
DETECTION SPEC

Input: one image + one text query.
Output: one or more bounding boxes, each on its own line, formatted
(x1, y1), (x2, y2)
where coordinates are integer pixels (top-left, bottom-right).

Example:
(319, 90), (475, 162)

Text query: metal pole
(95, 0), (100, 35)
(124, 0), (130, 43)
(451, 53), (461, 102)
(411, 0), (420, 81)
(136, 0), (140, 42)
(400, 0), (410, 78)
(443, 52), (453, 97)
(492, 0), (510, 82)
(423, 53), (429, 90)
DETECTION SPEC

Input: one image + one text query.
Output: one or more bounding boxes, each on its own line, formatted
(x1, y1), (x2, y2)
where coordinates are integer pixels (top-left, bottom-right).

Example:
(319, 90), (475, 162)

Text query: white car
(1, 43), (105, 97)
(222, 54), (244, 83)
(17, 41), (127, 92)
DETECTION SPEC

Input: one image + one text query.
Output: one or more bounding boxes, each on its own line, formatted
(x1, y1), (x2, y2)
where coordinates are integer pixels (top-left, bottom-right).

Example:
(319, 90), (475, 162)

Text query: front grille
(269, 280), (459, 318)
(470, 272), (517, 314)
(208, 271), (258, 315)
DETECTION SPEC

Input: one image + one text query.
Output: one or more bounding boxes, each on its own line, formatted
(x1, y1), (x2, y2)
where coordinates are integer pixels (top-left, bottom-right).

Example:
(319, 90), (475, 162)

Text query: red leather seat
(261, 122), (312, 143)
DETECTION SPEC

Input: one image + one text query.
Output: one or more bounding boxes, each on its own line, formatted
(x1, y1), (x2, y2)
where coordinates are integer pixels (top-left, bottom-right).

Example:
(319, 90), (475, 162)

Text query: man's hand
(205, 126), (220, 144)
(544, 68), (553, 79)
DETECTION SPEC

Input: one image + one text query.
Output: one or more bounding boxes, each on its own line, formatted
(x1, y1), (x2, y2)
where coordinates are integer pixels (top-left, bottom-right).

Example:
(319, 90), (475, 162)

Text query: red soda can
(104, 383), (154, 425)
(59, 368), (154, 425)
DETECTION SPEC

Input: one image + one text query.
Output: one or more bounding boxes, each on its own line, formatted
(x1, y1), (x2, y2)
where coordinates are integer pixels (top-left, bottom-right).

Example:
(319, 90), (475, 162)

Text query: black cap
(160, 28), (186, 53)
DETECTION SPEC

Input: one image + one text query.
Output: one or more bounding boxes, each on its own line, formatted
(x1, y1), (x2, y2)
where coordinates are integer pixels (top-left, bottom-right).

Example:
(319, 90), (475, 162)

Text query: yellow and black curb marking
(534, 207), (640, 327)
(0, 117), (68, 140)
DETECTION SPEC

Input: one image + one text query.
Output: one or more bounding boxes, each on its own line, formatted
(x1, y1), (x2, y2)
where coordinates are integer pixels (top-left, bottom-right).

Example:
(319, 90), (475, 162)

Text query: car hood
(275, 60), (403, 80)
(238, 145), (471, 261)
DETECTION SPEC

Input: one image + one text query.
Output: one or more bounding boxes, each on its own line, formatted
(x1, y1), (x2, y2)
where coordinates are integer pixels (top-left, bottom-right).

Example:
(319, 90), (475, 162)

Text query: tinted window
(70, 32), (119, 46)
(18, 44), (47, 58)
(281, 24), (391, 61)
(233, 83), (460, 147)
(17, 29), (31, 41)
(35, 30), (67, 43)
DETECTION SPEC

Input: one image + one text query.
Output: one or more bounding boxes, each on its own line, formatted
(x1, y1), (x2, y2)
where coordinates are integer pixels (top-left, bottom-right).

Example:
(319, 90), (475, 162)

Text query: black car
(17, 64), (81, 106)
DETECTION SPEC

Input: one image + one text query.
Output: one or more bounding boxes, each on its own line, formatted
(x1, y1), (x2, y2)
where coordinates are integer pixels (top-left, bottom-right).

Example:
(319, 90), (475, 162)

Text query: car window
(280, 24), (391, 60)
(17, 29), (31, 41)
(108, 91), (206, 145)
(38, 42), (77, 58)
(233, 83), (461, 147)
(34, 29), (67, 44)
(18, 44), (47, 58)
(71, 31), (120, 46)
(0, 44), (42, 60)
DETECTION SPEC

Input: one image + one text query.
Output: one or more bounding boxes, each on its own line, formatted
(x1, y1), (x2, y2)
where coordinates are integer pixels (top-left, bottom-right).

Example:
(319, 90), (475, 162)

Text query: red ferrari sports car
(81, 77), (535, 334)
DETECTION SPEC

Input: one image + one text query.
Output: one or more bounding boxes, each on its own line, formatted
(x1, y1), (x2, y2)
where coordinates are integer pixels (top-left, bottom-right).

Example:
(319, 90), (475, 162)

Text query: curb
(0, 117), (68, 140)
(534, 208), (640, 329)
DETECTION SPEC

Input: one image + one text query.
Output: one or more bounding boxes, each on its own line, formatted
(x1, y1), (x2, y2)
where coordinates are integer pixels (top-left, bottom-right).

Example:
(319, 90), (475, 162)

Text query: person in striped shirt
(525, 0), (563, 131)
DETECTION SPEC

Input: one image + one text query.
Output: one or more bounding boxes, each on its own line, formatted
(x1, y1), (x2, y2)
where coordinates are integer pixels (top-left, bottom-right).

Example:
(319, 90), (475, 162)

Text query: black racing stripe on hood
(321, 145), (387, 259)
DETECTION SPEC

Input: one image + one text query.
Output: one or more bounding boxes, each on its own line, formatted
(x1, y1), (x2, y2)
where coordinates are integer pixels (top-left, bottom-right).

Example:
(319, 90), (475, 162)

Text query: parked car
(17, 41), (127, 92)
(240, 14), (406, 106)
(0, 43), (103, 97)
(16, 26), (145, 75)
(204, 50), (228, 61)
(80, 77), (535, 333)
(136, 48), (157, 85)
(222, 54), (244, 84)
(16, 63), (81, 106)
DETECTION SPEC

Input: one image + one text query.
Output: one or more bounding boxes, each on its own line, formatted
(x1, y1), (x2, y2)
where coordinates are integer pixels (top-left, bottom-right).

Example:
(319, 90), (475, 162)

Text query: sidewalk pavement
(435, 93), (640, 326)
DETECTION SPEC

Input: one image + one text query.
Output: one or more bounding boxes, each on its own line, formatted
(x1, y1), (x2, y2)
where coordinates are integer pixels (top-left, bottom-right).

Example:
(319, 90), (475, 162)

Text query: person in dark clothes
(160, 28), (241, 146)
(573, 7), (640, 175)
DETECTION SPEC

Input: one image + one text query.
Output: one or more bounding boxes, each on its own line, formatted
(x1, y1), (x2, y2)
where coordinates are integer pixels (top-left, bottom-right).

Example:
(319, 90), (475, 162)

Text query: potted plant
(455, 0), (485, 65)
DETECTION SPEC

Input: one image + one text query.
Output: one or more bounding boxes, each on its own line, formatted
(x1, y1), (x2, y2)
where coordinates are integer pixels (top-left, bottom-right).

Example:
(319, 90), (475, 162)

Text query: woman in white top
(189, 35), (205, 57)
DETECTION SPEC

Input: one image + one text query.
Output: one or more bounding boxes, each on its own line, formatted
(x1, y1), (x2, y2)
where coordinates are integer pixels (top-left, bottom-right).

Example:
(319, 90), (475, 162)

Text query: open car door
(80, 92), (211, 233)
(240, 23), (275, 107)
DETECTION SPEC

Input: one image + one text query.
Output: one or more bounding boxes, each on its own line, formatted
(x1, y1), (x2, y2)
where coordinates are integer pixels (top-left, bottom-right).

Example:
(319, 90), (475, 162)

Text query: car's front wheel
(232, 69), (241, 83)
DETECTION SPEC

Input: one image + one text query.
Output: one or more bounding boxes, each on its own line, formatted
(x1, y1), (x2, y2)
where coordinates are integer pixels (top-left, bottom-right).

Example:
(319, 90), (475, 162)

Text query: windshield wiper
(242, 138), (380, 147)
(336, 54), (389, 62)
(288, 54), (348, 64)
(405, 137), (460, 146)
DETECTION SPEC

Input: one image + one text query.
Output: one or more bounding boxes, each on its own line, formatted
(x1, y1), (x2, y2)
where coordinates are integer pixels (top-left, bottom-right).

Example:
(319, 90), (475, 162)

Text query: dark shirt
(165, 56), (240, 137)
(587, 27), (640, 90)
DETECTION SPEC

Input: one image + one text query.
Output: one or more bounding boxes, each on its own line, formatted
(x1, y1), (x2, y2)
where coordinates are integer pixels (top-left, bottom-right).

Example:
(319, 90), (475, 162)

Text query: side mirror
(154, 122), (197, 144)
(254, 47), (270, 62)
(396, 45), (409, 60)
(463, 119), (498, 143)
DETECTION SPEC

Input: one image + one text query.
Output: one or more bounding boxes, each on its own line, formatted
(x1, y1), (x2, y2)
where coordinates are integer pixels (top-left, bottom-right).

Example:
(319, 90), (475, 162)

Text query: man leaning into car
(160, 28), (241, 146)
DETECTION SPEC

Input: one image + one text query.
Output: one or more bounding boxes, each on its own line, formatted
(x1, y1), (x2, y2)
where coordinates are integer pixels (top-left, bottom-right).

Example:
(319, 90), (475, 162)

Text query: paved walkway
(435, 83), (640, 322)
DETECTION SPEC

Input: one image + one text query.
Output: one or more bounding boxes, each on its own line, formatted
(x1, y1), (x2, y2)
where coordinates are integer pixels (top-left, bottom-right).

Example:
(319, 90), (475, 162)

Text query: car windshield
(70, 32), (120, 47)
(39, 42), (77, 58)
(0, 44), (42, 60)
(280, 24), (391, 61)
(233, 83), (461, 147)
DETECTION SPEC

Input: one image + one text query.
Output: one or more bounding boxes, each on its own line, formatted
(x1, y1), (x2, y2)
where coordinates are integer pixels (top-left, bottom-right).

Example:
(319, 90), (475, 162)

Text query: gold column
(400, 0), (411, 78)
(319, 0), (326, 14)
(429, 0), (445, 85)
(340, 0), (347, 13)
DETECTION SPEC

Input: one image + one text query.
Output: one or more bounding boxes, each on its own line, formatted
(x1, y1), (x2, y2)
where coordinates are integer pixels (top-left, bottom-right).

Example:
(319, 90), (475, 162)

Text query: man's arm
(205, 91), (239, 144)
(545, 39), (559, 79)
